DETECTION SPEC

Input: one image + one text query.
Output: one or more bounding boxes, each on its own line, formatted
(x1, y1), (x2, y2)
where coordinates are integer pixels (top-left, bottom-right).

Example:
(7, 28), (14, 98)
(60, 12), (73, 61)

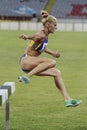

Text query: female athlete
(18, 10), (82, 107)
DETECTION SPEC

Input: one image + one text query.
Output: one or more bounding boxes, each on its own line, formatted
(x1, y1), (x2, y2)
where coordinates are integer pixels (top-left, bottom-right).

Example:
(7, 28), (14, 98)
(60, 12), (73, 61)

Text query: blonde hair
(41, 10), (57, 25)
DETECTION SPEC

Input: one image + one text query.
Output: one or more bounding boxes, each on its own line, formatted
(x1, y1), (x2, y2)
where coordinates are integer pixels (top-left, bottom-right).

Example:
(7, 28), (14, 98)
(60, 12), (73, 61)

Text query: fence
(0, 19), (87, 31)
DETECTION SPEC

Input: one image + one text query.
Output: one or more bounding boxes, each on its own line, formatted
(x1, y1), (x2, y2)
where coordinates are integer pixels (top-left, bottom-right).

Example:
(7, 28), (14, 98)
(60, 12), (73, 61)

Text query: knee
(52, 60), (56, 66)
(48, 59), (56, 68)
(55, 69), (61, 76)
(50, 68), (61, 77)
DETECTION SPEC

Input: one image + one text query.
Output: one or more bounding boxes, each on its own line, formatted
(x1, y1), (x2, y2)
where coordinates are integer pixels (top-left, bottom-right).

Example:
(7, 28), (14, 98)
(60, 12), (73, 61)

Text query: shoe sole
(18, 77), (22, 82)
(66, 100), (82, 107)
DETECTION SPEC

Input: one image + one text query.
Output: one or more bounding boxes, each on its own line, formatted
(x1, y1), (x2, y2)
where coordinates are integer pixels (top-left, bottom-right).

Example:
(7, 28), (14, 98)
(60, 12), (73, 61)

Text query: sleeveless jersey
(29, 38), (48, 52)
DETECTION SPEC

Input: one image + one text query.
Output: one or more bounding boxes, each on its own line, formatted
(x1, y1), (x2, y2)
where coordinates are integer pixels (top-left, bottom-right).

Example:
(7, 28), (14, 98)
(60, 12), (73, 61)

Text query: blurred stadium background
(0, 0), (87, 31)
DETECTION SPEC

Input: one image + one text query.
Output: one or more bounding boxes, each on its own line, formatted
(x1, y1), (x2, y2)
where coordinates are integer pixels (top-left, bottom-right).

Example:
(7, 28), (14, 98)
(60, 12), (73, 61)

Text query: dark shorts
(19, 54), (31, 73)
(22, 69), (31, 73)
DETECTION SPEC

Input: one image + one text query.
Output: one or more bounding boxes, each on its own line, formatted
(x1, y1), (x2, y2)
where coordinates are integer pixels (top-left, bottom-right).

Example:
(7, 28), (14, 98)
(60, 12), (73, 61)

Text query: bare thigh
(20, 56), (56, 70)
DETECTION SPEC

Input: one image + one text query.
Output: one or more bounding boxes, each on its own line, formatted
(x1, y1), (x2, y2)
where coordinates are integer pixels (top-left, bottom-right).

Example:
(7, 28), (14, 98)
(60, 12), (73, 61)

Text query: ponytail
(41, 10), (57, 25)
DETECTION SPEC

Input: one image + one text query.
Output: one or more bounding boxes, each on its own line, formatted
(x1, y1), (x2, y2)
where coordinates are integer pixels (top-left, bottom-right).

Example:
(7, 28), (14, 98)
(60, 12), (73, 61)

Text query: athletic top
(29, 38), (48, 52)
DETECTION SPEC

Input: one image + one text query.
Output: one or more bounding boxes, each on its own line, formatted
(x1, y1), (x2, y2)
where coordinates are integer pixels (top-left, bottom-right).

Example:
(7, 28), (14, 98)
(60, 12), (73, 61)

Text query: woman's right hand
(19, 34), (28, 40)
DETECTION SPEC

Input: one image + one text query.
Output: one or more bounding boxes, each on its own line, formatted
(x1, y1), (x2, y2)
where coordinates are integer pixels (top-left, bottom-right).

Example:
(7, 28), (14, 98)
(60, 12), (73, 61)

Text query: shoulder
(34, 30), (45, 42)
(36, 30), (45, 37)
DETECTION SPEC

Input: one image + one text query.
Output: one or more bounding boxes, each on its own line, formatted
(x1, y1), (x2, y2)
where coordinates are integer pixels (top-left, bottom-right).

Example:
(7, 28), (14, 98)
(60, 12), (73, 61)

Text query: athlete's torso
(29, 38), (48, 52)
(25, 30), (48, 56)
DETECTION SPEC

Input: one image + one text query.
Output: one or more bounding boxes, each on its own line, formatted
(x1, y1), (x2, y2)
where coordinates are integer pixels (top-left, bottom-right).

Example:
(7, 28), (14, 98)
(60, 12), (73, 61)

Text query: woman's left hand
(53, 51), (61, 58)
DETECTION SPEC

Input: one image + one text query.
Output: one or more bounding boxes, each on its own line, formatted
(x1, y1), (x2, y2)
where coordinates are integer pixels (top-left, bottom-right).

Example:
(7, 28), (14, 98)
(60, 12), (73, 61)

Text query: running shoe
(18, 76), (30, 84)
(65, 99), (82, 107)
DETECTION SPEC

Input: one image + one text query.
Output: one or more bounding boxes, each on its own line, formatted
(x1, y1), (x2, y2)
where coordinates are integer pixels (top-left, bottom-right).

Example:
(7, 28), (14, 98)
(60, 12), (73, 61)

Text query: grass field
(0, 30), (87, 130)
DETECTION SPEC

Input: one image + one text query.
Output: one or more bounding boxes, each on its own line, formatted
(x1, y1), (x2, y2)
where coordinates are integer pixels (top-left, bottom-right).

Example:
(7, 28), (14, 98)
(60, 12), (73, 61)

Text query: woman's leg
(36, 67), (71, 101)
(36, 68), (82, 106)
(20, 56), (56, 77)
(19, 59), (82, 106)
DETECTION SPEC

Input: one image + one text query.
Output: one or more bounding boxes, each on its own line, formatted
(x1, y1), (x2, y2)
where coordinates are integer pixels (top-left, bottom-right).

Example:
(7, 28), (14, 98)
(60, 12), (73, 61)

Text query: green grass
(0, 30), (87, 130)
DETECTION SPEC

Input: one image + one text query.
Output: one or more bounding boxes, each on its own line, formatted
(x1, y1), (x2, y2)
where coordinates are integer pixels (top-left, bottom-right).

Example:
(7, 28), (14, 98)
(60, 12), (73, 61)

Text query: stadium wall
(0, 19), (87, 32)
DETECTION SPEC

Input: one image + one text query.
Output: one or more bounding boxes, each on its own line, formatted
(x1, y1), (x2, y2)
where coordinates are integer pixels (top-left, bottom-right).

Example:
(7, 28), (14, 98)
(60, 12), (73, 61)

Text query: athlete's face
(48, 21), (57, 33)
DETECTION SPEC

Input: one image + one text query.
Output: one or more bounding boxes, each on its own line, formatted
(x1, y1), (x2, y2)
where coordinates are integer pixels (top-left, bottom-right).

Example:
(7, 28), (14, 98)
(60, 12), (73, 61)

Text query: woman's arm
(19, 34), (38, 40)
(45, 48), (60, 58)
(19, 31), (44, 41)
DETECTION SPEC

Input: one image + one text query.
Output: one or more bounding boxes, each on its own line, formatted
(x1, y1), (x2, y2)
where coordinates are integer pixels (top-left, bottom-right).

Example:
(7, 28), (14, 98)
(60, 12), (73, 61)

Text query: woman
(18, 10), (82, 107)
